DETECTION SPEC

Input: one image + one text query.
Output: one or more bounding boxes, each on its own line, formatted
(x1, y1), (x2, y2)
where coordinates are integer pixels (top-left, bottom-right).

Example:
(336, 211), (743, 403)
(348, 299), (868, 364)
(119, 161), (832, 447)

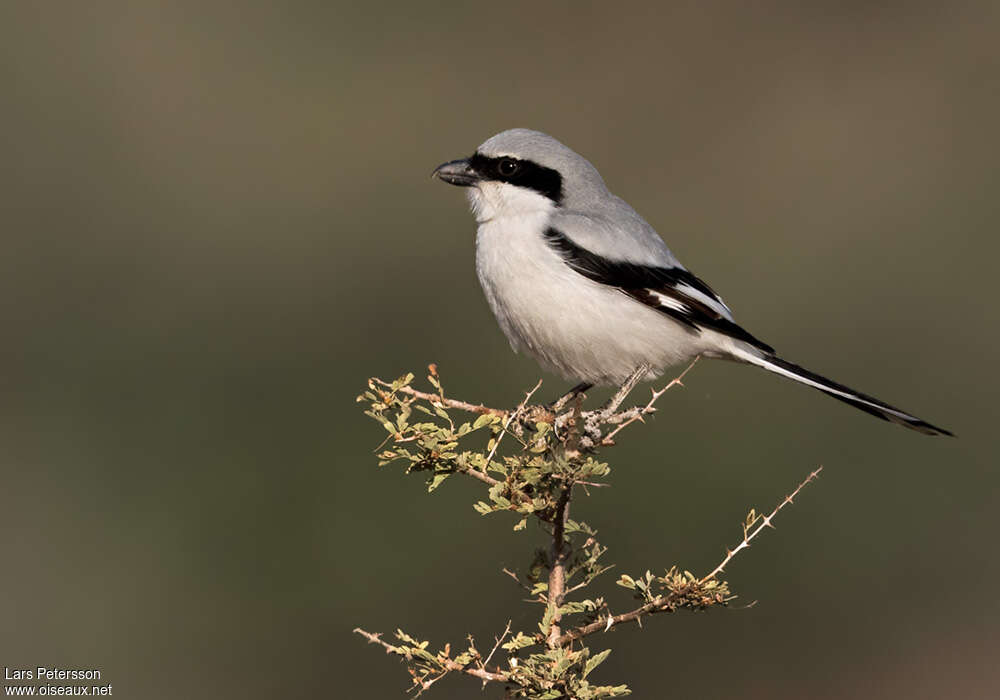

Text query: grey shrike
(433, 128), (950, 436)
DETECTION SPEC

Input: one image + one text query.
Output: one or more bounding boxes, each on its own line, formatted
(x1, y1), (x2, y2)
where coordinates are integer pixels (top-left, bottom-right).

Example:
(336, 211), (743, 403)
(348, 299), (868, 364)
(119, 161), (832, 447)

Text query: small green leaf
(500, 632), (535, 652)
(473, 413), (495, 430)
(583, 649), (612, 679)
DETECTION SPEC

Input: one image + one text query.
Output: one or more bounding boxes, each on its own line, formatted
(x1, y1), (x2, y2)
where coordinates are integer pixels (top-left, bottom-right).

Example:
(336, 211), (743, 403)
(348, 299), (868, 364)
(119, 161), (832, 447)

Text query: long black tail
(730, 349), (952, 436)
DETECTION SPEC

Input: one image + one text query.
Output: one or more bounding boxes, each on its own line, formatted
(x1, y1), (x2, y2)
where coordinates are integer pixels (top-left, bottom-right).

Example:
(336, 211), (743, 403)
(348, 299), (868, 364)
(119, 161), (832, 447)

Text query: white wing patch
(648, 291), (691, 314)
(674, 282), (733, 320)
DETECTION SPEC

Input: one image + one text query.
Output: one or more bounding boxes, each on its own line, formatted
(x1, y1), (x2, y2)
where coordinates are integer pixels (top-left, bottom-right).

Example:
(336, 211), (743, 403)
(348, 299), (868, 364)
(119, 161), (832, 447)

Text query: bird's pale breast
(474, 212), (712, 385)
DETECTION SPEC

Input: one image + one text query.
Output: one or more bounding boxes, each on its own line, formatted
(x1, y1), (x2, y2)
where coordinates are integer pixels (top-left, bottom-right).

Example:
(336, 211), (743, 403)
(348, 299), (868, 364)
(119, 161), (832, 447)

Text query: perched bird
(433, 129), (950, 436)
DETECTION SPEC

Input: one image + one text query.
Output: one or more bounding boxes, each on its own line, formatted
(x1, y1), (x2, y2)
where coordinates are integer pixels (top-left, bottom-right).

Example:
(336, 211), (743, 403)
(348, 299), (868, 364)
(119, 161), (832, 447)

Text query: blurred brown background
(1, 2), (998, 698)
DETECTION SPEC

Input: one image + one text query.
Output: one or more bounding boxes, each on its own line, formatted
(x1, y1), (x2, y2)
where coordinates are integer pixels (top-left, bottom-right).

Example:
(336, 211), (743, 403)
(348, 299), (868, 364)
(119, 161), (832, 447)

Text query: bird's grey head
(433, 129), (609, 222)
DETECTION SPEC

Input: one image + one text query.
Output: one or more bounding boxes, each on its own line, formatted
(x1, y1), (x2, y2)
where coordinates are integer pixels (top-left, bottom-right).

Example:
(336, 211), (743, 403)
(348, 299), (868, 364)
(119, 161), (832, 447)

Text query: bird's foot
(597, 364), (651, 416)
(548, 382), (593, 413)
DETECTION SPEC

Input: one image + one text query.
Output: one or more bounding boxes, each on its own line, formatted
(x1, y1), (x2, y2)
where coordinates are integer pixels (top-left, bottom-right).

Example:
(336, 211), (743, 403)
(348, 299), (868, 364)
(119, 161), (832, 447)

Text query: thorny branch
(699, 466), (824, 584)
(444, 381), (545, 496)
(353, 627), (509, 691)
(371, 377), (507, 417)
(485, 379), (544, 467)
(556, 466), (822, 646)
(373, 357), (698, 458)
(481, 620), (513, 686)
(596, 357), (699, 446)
(556, 592), (704, 646)
(357, 362), (825, 698)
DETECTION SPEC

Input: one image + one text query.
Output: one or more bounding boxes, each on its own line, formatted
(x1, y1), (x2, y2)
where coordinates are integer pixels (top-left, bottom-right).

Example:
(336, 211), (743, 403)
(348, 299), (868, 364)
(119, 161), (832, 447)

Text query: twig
(415, 668), (449, 696)
(699, 467), (823, 584)
(556, 594), (680, 646)
(555, 466), (822, 646)
(373, 378), (507, 416)
(481, 620), (512, 682)
(353, 628), (509, 685)
(459, 467), (501, 488)
(484, 379), (543, 468)
(599, 357), (699, 445)
(374, 374), (542, 500)
(503, 567), (532, 593)
(457, 465), (537, 509)
(353, 627), (403, 654)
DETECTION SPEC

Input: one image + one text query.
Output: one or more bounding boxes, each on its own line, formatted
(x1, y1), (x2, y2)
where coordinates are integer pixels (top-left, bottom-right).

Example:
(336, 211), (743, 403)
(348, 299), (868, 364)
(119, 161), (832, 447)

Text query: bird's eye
(498, 158), (519, 177)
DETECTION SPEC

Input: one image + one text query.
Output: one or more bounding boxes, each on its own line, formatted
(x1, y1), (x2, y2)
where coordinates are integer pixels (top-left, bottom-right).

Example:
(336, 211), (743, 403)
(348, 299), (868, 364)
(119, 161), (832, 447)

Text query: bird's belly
(475, 217), (706, 385)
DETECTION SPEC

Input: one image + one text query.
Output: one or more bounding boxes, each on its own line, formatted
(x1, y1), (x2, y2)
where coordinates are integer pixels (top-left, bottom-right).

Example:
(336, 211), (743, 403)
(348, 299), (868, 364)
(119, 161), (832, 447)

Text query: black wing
(543, 227), (774, 353)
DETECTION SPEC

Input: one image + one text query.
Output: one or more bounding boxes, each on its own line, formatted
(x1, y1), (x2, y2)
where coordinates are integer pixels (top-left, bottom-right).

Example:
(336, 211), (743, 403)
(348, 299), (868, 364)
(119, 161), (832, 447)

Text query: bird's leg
(549, 382), (593, 413)
(599, 363), (651, 415)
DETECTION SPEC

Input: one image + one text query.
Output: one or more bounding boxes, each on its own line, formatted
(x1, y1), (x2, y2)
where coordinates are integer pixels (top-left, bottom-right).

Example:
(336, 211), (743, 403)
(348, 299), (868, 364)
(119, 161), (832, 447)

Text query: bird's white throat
(467, 181), (557, 225)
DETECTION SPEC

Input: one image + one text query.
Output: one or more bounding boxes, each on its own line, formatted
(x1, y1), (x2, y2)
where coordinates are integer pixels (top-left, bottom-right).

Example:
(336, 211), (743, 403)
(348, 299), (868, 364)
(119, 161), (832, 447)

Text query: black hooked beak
(432, 158), (480, 187)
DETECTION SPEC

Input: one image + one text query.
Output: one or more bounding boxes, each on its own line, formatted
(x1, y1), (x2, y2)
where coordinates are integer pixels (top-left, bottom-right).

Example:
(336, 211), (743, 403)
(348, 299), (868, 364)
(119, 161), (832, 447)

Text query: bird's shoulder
(548, 199), (680, 270)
